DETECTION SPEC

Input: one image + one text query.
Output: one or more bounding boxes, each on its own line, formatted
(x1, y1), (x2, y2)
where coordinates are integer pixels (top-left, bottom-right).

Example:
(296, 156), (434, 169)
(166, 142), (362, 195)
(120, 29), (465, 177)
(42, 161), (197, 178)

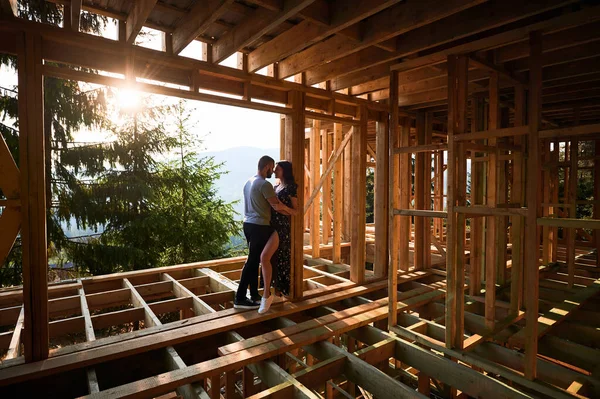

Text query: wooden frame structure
(1, 1), (600, 397)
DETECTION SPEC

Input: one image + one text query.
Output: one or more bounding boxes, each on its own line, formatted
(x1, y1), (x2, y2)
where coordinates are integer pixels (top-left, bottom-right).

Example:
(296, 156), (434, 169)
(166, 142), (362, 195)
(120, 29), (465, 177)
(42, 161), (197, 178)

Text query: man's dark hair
(258, 155), (275, 170)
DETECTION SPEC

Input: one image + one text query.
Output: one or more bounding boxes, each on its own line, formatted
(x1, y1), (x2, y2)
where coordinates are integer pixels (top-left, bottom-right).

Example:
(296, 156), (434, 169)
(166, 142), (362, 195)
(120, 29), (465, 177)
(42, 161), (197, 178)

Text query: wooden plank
(374, 120), (389, 278)
(333, 123), (343, 263)
(567, 138), (578, 287)
(247, 0), (401, 72)
(0, 206), (21, 269)
(393, 209), (448, 218)
(285, 90), (306, 299)
(77, 281), (99, 394)
(536, 217), (600, 229)
(322, 129), (331, 245)
(70, 0), (82, 32)
(508, 278), (600, 346)
(445, 54), (468, 349)
(350, 106), (367, 283)
(389, 71), (400, 328)
(288, 0), (486, 83)
(394, 143), (448, 154)
(391, 5), (600, 73)
(211, 0), (318, 63)
(453, 125), (529, 141)
(81, 290), (442, 398)
(0, 281), (390, 384)
(414, 111), (426, 271)
(539, 123), (600, 139)
(399, 118), (411, 273)
(311, 121), (321, 258)
(163, 273), (215, 315)
(304, 127), (353, 214)
(172, 0), (233, 54)
(125, 0), (157, 44)
(485, 71), (500, 332)
(510, 85), (525, 315)
(524, 30), (542, 380)
(18, 31), (49, 362)
(5, 306), (24, 359)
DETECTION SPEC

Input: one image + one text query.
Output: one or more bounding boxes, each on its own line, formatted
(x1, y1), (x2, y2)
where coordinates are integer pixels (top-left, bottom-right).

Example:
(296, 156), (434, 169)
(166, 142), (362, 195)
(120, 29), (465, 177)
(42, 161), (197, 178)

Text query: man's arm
(262, 182), (283, 210)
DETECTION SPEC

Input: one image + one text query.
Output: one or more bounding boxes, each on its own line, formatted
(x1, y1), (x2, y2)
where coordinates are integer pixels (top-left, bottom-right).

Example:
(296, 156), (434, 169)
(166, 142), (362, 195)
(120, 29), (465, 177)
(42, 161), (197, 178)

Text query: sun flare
(117, 88), (140, 111)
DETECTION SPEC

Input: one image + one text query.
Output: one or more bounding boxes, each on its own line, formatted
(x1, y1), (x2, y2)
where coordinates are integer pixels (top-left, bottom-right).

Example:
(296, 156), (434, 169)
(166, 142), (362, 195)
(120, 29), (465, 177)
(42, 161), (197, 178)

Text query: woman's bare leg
(260, 231), (279, 299)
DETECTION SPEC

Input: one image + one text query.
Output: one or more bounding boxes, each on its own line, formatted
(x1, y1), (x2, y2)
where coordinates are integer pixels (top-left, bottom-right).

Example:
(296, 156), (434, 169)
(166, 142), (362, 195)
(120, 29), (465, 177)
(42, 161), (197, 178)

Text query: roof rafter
(305, 0), (577, 85)
(70, 0), (81, 32)
(172, 0), (234, 54)
(278, 0), (487, 79)
(247, 0), (402, 72)
(125, 0), (158, 44)
(211, 0), (318, 64)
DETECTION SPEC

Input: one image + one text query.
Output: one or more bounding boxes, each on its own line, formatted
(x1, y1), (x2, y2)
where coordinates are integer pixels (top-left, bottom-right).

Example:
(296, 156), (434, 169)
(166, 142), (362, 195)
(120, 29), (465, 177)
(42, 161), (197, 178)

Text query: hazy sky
(0, 19), (281, 153)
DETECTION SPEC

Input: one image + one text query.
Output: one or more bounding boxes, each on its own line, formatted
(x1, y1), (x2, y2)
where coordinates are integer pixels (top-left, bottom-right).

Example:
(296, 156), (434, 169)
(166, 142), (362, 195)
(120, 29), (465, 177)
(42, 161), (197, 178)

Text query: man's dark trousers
(236, 222), (273, 301)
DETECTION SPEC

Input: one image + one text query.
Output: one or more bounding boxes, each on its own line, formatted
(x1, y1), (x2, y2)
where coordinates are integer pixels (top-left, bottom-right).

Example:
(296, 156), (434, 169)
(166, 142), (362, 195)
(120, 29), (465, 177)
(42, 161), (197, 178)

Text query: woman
(259, 161), (297, 312)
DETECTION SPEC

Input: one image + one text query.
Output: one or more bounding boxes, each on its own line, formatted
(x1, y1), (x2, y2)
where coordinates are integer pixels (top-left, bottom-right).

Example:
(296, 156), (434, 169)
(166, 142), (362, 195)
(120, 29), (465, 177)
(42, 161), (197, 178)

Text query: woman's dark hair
(277, 160), (296, 186)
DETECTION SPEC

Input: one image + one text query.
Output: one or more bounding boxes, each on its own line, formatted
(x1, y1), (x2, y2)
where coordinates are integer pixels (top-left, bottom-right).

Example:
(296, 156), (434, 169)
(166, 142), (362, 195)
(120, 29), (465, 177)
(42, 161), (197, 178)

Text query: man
(234, 155), (282, 310)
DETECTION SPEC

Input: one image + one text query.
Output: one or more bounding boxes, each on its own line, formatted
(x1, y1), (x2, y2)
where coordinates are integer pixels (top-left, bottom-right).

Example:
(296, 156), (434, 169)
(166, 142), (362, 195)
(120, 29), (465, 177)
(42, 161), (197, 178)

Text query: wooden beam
(391, 5), (600, 73)
(389, 71), (400, 328)
(350, 106), (368, 283)
(69, 0), (82, 32)
(524, 30), (542, 380)
(17, 31), (49, 362)
(445, 54), (468, 349)
(247, 0), (401, 72)
(282, 0), (485, 82)
(212, 0), (317, 64)
(5, 306), (24, 359)
(125, 0), (157, 44)
(304, 128), (353, 214)
(172, 0), (233, 54)
(322, 128), (331, 246)
(285, 91), (306, 299)
(311, 121), (321, 258)
(374, 120), (389, 278)
(333, 123), (343, 264)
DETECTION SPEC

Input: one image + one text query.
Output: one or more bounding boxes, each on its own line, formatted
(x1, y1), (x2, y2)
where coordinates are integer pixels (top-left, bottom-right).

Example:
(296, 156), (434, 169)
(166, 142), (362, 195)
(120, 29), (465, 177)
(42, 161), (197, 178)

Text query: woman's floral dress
(270, 183), (297, 296)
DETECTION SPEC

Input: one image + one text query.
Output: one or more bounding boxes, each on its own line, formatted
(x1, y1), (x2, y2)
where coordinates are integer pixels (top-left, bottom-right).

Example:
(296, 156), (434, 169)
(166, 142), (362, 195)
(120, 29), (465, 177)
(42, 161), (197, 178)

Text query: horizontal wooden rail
(394, 144), (447, 154)
(393, 209), (448, 218)
(537, 217), (600, 229)
(304, 111), (360, 126)
(454, 206), (527, 217)
(539, 123), (600, 139)
(453, 126), (529, 141)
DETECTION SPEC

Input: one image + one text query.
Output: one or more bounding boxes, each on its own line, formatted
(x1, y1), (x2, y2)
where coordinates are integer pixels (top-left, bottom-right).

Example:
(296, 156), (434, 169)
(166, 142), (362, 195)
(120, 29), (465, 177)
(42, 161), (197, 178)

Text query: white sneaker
(258, 295), (274, 314)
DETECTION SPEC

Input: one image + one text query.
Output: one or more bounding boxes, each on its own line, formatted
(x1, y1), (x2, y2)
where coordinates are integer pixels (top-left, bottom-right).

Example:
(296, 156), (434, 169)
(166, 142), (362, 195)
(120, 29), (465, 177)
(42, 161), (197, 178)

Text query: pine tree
(0, 2), (108, 285)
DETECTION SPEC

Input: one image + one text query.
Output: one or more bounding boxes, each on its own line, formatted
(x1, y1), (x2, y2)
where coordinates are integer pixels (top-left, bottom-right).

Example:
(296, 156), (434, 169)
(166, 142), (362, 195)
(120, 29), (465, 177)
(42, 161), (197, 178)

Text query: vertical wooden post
(343, 130), (352, 243)
(510, 85), (525, 315)
(163, 32), (173, 56)
(469, 98), (483, 296)
(595, 140), (600, 267)
(485, 71), (499, 331)
(285, 91), (305, 300)
(567, 138), (578, 288)
(424, 112), (433, 269)
(524, 31), (542, 380)
(18, 31), (49, 362)
(322, 128), (331, 245)
(389, 71), (400, 328)
(445, 54), (468, 349)
(350, 107), (367, 283)
(399, 118), (411, 271)
(374, 119), (389, 278)
(311, 120), (321, 258)
(333, 124), (343, 263)
(542, 140), (551, 265)
(415, 112), (426, 270)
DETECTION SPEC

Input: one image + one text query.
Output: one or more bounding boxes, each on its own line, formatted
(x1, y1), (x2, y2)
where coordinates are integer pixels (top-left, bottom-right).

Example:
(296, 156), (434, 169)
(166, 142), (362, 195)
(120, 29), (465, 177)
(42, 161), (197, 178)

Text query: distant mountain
(200, 146), (280, 220)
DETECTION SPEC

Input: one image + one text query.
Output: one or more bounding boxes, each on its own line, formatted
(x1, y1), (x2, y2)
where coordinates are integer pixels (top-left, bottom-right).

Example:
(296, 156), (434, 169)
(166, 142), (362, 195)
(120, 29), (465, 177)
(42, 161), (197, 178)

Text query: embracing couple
(234, 155), (298, 314)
